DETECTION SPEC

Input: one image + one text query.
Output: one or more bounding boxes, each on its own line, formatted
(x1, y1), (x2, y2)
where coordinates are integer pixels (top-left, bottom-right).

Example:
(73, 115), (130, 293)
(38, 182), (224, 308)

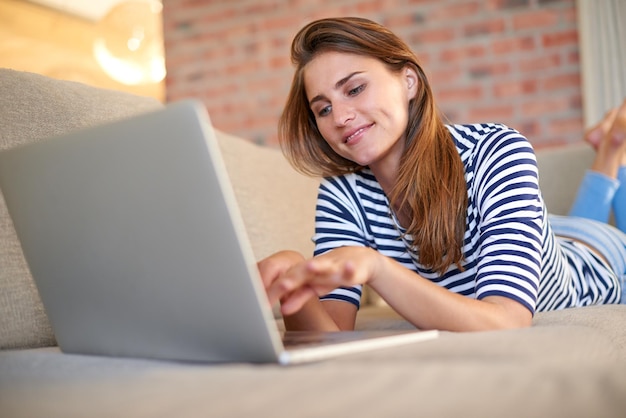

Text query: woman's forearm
(283, 297), (357, 332)
(370, 255), (532, 332)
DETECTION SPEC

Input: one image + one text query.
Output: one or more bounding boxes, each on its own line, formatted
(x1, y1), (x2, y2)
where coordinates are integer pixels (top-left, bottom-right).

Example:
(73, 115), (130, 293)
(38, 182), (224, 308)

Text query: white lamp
(93, 0), (165, 86)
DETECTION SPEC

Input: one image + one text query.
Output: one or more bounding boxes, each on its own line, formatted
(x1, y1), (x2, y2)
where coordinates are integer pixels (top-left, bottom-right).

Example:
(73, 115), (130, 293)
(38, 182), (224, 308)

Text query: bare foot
(610, 100), (626, 167)
(585, 108), (618, 151)
(591, 99), (626, 177)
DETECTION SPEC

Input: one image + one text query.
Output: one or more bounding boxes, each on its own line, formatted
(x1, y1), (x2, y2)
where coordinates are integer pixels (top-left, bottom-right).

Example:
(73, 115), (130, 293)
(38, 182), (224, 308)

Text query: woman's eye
(318, 105), (331, 117)
(348, 84), (365, 96)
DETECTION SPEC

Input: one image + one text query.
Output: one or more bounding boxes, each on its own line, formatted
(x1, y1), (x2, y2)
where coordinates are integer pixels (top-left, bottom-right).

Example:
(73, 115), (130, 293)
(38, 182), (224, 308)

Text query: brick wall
(163, 0), (581, 148)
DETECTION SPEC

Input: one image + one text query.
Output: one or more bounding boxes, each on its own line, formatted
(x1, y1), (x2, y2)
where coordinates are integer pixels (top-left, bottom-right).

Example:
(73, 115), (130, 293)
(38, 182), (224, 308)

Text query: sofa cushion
(215, 130), (318, 260)
(1, 305), (625, 418)
(0, 69), (161, 349)
(535, 144), (595, 216)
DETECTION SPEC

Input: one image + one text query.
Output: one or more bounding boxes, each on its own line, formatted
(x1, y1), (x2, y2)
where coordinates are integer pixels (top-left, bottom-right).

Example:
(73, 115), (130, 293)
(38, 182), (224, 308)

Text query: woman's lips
(344, 123), (373, 145)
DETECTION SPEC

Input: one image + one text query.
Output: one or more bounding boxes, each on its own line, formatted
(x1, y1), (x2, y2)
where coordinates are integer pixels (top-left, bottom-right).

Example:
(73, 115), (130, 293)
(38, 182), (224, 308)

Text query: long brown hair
(279, 17), (467, 274)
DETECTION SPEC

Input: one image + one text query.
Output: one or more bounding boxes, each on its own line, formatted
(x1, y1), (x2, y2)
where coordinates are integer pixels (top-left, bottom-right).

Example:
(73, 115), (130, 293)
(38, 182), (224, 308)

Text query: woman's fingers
(264, 247), (376, 314)
(279, 264), (358, 315)
(267, 258), (355, 305)
(280, 286), (318, 315)
(257, 250), (305, 289)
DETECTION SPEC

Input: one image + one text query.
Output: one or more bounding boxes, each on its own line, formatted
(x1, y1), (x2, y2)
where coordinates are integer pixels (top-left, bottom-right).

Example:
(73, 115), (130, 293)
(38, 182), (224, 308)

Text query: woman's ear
(405, 66), (419, 100)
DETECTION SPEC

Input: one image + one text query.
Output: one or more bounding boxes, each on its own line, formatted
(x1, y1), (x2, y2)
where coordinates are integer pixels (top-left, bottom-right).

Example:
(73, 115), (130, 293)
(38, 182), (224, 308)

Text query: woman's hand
(263, 246), (380, 316)
(257, 250), (316, 315)
(257, 249), (360, 331)
(257, 250), (306, 288)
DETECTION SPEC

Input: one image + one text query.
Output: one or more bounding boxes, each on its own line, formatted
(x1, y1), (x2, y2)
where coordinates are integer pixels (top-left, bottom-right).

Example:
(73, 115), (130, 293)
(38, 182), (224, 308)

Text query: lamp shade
(93, 0), (165, 85)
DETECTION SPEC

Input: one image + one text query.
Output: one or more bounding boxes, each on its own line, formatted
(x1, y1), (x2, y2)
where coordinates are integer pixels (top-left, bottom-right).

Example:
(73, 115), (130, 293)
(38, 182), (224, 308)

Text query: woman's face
(303, 51), (418, 173)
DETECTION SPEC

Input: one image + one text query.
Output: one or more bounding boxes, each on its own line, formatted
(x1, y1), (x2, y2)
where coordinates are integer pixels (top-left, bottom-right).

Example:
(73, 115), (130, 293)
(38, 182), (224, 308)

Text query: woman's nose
(333, 103), (355, 126)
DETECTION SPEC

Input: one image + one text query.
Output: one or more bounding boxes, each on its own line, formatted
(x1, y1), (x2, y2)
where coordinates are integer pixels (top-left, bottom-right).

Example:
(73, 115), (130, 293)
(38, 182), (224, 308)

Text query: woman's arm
(267, 246), (532, 331)
(370, 251), (532, 331)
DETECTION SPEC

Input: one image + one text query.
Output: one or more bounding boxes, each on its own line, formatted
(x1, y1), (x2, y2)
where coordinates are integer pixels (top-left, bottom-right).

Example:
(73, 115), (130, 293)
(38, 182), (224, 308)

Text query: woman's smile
(343, 123), (374, 145)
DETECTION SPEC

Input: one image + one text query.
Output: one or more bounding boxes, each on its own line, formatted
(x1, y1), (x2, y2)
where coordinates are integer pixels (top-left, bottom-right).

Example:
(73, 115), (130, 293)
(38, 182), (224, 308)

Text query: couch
(0, 68), (625, 418)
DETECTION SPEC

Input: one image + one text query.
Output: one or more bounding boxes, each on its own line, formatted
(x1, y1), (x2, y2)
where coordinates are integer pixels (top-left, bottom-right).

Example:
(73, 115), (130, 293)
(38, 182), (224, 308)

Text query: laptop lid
(0, 100), (286, 363)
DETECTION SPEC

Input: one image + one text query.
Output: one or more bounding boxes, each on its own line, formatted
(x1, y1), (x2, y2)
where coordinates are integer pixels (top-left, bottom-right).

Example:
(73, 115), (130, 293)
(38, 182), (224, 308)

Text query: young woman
(258, 17), (626, 332)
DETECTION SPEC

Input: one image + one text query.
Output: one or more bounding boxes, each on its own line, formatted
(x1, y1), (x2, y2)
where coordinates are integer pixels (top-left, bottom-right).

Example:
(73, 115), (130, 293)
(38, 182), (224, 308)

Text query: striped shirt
(315, 124), (622, 314)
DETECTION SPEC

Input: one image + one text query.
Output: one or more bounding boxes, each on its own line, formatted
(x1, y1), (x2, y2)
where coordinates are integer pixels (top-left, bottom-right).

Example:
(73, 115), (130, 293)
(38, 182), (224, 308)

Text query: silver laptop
(0, 100), (437, 365)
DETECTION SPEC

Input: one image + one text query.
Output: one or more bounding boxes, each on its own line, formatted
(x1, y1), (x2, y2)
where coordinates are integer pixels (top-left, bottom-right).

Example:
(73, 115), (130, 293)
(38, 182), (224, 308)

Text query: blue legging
(569, 166), (626, 232)
(567, 165), (626, 302)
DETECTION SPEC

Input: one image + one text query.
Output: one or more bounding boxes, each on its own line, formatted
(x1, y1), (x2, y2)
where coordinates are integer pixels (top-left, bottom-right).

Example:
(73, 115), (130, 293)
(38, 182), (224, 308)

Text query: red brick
(563, 6), (578, 23)
(225, 60), (262, 76)
(464, 18), (506, 37)
(467, 105), (515, 122)
(416, 51), (432, 67)
(492, 36), (535, 55)
(428, 67), (463, 85)
(493, 80), (538, 98)
(519, 54), (562, 73)
(269, 55), (291, 70)
(383, 14), (415, 28)
(259, 16), (295, 31)
(192, 7), (238, 27)
(468, 62), (512, 79)
(513, 10), (560, 31)
(487, 0), (530, 9)
(407, 0), (441, 4)
(569, 94), (583, 111)
(435, 85), (484, 102)
(439, 45), (487, 62)
(568, 50), (580, 64)
(430, 1), (481, 20)
(412, 27), (457, 44)
(542, 30), (578, 48)
(521, 98), (571, 116)
(549, 116), (584, 136)
(356, 0), (387, 14)
(543, 73), (581, 91)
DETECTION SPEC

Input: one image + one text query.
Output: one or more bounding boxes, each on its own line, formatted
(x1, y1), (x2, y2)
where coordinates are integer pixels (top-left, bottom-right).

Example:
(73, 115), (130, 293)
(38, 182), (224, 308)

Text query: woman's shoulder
(447, 123), (532, 159)
(446, 123), (522, 146)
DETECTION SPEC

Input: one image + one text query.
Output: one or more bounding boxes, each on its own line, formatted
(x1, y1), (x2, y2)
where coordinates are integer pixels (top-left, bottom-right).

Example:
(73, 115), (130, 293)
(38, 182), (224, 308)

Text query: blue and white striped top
(315, 124), (622, 314)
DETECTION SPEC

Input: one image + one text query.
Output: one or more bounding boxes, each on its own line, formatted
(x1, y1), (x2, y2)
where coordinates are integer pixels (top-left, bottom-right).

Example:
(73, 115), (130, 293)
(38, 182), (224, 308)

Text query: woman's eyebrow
(309, 71), (364, 106)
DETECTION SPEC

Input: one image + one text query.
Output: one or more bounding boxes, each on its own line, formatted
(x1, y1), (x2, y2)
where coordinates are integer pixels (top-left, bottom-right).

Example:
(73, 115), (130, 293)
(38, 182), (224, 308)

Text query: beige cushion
(0, 69), (161, 349)
(535, 143), (595, 216)
(215, 130), (318, 260)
